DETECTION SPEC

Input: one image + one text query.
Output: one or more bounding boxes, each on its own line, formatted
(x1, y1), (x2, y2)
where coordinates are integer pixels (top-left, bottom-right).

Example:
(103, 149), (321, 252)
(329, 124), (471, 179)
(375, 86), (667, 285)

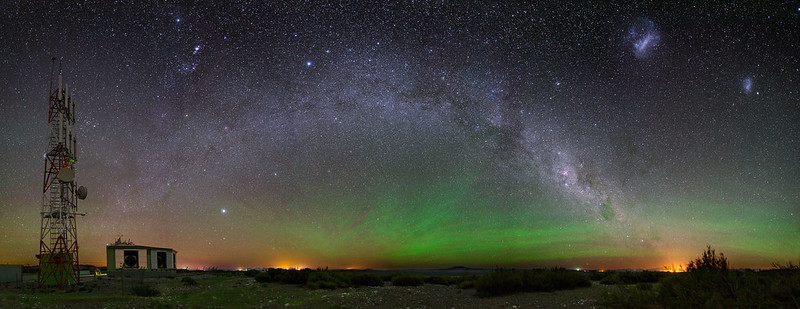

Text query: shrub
(350, 274), (383, 287)
(423, 276), (448, 285)
(598, 284), (658, 307)
(445, 276), (463, 285)
(131, 285), (160, 297)
(636, 282), (653, 291)
(254, 271), (271, 283)
(307, 281), (338, 289)
(266, 268), (284, 281)
(280, 269), (310, 285)
(244, 269), (260, 277)
(626, 271), (661, 284)
(458, 280), (475, 289)
(392, 275), (423, 286)
(772, 261), (800, 270)
(599, 273), (619, 285)
(379, 273), (397, 282)
(475, 271), (523, 296)
(306, 272), (348, 289)
(181, 276), (198, 286)
(256, 268), (311, 285)
(475, 269), (591, 297)
(600, 247), (800, 308)
(600, 271), (662, 285)
(589, 271), (612, 281)
(544, 269), (591, 290)
(687, 245), (728, 271)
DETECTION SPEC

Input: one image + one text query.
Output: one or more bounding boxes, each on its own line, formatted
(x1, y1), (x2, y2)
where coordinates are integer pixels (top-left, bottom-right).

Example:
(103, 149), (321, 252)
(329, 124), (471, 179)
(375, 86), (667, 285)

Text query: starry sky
(1, 1), (798, 270)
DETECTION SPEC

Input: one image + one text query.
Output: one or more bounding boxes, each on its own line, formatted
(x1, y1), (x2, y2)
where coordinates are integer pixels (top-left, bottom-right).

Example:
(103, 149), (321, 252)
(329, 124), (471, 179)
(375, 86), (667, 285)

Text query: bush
(266, 268), (284, 281)
(255, 268), (311, 285)
(544, 269), (592, 290)
(181, 276), (198, 286)
(423, 276), (449, 285)
(280, 269), (310, 285)
(772, 261), (800, 270)
(589, 271), (612, 281)
(600, 271), (662, 285)
(458, 280), (475, 289)
(350, 274), (383, 287)
(600, 247), (800, 308)
(131, 285), (160, 297)
(636, 282), (653, 291)
(687, 245), (728, 271)
(392, 275), (423, 286)
(475, 269), (591, 297)
(475, 272), (523, 296)
(598, 284), (658, 307)
(254, 271), (271, 283)
(307, 280), (338, 289)
(379, 273), (397, 282)
(306, 272), (349, 289)
(445, 276), (463, 285)
(244, 269), (260, 277)
(599, 274), (619, 285)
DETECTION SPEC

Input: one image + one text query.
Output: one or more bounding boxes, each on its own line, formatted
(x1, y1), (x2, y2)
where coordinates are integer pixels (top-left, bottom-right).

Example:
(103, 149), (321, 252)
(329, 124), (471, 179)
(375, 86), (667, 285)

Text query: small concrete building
(106, 243), (177, 276)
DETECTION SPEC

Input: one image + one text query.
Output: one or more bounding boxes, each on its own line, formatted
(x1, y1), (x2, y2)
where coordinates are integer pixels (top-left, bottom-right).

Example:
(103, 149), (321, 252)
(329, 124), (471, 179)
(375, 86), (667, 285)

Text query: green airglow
(252, 172), (646, 268)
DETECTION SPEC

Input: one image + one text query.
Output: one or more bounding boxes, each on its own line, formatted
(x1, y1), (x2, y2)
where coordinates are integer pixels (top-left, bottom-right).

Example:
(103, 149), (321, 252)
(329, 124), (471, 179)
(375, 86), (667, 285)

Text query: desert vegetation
(2, 248), (797, 308)
(247, 268), (463, 289)
(474, 268), (592, 297)
(599, 246), (800, 308)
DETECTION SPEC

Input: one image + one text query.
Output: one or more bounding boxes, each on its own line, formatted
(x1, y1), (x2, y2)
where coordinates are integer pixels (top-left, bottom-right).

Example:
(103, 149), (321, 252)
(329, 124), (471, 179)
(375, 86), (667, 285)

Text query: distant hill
(441, 266), (483, 271)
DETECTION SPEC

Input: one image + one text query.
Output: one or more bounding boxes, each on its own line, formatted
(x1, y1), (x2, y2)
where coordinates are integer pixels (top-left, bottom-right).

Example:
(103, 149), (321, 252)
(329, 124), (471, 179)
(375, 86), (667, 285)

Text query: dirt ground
(0, 273), (616, 308)
(307, 282), (614, 308)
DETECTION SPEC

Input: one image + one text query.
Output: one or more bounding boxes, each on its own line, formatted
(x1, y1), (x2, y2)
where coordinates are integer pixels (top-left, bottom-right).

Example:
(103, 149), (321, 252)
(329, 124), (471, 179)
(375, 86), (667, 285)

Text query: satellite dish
(77, 186), (87, 200)
(57, 167), (75, 183)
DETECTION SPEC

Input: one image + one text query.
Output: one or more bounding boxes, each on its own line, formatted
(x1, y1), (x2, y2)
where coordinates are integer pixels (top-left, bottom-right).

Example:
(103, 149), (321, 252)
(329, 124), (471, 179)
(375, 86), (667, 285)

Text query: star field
(0, 1), (798, 270)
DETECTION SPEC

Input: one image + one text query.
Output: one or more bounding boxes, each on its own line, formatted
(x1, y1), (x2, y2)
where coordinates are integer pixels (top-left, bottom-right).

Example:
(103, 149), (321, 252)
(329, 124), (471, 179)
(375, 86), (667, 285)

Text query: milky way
(1, 2), (798, 270)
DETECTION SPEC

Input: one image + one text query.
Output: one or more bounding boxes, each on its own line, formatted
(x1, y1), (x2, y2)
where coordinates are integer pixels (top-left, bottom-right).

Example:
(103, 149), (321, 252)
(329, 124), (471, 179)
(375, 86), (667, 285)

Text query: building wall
(136, 249), (147, 269)
(149, 249), (156, 269)
(113, 249), (123, 269)
(106, 246), (176, 270)
(112, 248), (148, 269)
(106, 247), (115, 270)
(148, 249), (177, 269)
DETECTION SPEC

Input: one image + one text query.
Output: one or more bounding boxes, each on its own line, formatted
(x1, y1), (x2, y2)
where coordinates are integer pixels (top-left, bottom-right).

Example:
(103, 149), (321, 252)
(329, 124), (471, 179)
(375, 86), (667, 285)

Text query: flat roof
(107, 245), (176, 252)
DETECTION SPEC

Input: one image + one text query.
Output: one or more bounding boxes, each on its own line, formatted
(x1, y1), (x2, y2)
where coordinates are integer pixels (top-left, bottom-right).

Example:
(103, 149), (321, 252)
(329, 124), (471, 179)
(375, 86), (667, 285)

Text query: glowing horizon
(0, 2), (797, 271)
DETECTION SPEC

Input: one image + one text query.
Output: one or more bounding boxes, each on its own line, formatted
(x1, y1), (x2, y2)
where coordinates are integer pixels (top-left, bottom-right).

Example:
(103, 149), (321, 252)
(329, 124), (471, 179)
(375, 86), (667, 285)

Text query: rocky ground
(308, 282), (613, 308)
(1, 273), (615, 308)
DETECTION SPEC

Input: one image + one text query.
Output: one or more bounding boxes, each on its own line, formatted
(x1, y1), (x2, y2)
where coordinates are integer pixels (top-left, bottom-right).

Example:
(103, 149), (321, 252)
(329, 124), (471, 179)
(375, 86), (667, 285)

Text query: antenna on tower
(49, 58), (55, 96)
(38, 58), (87, 290)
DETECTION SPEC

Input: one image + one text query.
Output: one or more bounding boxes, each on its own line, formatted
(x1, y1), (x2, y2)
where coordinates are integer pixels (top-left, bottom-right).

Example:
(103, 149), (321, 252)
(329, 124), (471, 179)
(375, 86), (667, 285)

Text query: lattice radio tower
(38, 58), (87, 289)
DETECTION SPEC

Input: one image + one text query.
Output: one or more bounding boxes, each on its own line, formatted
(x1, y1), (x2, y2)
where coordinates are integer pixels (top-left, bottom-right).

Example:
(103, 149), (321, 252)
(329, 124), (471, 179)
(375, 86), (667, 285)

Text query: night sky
(1, 1), (798, 270)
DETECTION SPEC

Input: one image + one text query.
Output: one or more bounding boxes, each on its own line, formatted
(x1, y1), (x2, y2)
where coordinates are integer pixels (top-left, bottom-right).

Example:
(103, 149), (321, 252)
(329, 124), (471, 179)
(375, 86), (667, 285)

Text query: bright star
(221, 208), (227, 214)
(306, 61), (312, 67)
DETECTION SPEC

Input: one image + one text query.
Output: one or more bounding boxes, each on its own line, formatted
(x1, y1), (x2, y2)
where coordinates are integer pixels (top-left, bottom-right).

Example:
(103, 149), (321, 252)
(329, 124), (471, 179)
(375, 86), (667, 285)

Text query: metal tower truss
(39, 66), (86, 289)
